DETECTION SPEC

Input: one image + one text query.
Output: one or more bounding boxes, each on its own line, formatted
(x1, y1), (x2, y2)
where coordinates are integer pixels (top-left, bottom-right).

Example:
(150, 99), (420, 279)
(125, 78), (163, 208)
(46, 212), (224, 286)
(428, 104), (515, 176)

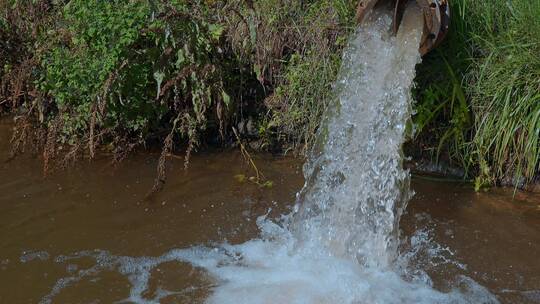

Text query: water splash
(290, 7), (422, 269)
(39, 7), (499, 304)
(39, 218), (497, 304)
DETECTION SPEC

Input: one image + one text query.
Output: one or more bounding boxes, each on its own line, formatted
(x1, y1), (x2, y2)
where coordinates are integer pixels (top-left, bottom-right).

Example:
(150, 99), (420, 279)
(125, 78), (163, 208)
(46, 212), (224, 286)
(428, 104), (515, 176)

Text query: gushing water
(38, 8), (499, 304)
(290, 7), (422, 269)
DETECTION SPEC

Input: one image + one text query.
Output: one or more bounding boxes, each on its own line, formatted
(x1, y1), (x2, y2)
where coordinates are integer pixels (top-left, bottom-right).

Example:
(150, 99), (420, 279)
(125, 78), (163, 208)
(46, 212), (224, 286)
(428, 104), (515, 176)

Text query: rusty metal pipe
(355, 0), (450, 55)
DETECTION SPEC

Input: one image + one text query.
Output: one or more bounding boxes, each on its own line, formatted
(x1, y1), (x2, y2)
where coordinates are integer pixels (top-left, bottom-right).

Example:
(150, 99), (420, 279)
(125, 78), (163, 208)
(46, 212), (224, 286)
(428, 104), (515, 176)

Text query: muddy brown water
(0, 117), (539, 304)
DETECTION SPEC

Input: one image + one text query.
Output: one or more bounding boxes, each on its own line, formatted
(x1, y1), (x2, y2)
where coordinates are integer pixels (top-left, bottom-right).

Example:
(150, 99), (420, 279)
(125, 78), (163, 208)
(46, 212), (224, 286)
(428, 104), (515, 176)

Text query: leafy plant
(35, 1), (236, 158)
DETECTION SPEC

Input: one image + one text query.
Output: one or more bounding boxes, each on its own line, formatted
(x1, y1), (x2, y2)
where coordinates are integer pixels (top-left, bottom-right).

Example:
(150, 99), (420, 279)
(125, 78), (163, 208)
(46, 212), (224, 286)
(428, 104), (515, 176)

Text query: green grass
(413, 0), (540, 188)
(467, 0), (540, 187)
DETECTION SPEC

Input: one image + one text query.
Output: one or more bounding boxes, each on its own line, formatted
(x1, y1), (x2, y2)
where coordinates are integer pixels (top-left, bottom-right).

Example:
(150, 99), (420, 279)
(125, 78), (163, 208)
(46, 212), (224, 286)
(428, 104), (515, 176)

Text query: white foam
(38, 215), (498, 304)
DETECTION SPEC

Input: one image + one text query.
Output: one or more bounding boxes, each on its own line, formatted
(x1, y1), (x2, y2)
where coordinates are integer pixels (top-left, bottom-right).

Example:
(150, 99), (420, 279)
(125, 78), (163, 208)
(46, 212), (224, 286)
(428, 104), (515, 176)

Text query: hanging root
(42, 116), (62, 176)
(112, 137), (140, 165)
(9, 116), (31, 160)
(148, 130), (174, 198)
(145, 112), (185, 200)
(89, 60), (128, 159)
(89, 103), (98, 159)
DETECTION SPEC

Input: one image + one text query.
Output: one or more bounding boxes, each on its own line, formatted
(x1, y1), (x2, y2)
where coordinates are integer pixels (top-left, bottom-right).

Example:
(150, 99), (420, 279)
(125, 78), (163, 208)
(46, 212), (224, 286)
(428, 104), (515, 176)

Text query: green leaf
(221, 90), (231, 107)
(153, 71), (165, 98)
(176, 49), (186, 68)
(208, 24), (224, 40)
(254, 64), (262, 82)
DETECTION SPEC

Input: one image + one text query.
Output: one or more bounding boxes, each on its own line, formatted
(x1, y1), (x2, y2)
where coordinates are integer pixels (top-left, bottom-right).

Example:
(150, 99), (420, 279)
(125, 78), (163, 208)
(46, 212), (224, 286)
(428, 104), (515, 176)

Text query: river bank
(2, 0), (539, 188)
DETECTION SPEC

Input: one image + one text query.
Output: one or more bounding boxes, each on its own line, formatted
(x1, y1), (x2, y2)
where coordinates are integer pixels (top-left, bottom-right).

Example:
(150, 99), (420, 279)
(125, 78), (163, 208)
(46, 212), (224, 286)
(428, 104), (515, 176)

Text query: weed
(413, 0), (540, 187)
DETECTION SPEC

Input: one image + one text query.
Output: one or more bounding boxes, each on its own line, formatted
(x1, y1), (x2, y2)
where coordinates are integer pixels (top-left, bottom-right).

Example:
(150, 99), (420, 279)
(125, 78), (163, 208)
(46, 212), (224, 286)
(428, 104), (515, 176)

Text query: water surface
(0, 117), (539, 303)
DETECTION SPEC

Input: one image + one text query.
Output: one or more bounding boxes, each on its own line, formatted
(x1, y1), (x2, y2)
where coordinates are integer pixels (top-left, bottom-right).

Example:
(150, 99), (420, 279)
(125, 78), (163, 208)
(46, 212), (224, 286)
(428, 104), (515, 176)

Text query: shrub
(38, 1), (234, 152)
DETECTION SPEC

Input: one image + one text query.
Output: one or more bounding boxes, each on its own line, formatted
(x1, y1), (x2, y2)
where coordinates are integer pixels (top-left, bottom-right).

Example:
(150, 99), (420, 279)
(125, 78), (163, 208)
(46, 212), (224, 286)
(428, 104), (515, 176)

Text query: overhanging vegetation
(1, 0), (538, 188)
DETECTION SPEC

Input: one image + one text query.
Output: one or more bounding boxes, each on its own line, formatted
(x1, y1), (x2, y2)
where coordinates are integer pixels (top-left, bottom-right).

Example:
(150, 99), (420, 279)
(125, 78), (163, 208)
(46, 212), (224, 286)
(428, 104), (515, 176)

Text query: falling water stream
(290, 5), (422, 268)
(4, 6), (539, 304)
